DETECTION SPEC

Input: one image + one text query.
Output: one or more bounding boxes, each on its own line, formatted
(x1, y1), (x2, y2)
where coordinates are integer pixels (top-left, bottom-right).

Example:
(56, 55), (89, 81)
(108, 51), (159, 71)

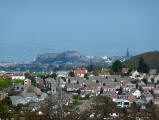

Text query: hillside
(123, 51), (159, 69)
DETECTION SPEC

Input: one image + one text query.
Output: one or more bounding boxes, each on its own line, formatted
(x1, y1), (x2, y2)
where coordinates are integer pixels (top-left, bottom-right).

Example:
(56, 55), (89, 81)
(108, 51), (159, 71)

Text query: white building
(57, 71), (69, 77)
(114, 99), (130, 108)
(130, 70), (141, 79)
(109, 113), (119, 118)
(132, 90), (141, 98)
(12, 75), (25, 80)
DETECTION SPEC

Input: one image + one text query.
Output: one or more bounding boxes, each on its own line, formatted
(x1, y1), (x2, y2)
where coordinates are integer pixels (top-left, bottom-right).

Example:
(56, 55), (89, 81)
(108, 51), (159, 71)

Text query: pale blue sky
(0, 0), (159, 62)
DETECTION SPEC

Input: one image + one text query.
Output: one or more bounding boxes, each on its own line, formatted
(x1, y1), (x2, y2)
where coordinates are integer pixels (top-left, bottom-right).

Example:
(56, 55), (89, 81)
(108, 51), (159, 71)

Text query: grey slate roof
(21, 92), (36, 98)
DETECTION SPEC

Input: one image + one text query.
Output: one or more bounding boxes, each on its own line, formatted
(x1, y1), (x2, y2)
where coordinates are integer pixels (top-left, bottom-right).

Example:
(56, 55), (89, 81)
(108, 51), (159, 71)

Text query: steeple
(126, 48), (130, 57)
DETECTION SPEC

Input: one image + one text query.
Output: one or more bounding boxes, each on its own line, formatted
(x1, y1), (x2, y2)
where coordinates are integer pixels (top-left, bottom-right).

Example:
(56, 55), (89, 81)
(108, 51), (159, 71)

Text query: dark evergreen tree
(114, 78), (117, 82)
(77, 80), (79, 84)
(84, 74), (88, 79)
(2, 97), (12, 106)
(118, 86), (123, 95)
(137, 57), (149, 73)
(112, 60), (122, 72)
(96, 80), (99, 83)
(68, 79), (71, 84)
(100, 87), (103, 94)
(136, 83), (139, 89)
(87, 65), (94, 72)
(69, 71), (75, 77)
(142, 78), (148, 84)
(77, 89), (81, 95)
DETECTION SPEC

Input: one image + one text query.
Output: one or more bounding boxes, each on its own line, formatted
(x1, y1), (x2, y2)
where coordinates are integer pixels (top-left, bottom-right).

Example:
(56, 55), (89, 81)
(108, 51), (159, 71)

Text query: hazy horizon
(1, 0), (159, 62)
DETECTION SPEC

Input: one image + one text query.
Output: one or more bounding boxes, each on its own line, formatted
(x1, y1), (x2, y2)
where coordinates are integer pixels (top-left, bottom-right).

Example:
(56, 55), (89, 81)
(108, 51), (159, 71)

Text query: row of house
(63, 71), (159, 108)
(10, 92), (48, 105)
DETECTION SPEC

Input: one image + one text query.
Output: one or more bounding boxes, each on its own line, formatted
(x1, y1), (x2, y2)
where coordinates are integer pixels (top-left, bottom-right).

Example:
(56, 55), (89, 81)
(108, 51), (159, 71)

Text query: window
(124, 102), (129, 105)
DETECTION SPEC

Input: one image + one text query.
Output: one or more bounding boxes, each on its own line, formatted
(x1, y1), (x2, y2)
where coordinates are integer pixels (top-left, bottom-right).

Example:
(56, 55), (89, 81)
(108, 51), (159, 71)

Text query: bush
(73, 94), (90, 100)
(0, 78), (11, 88)
(73, 101), (82, 106)
(41, 88), (49, 93)
(12, 79), (23, 84)
(2, 97), (12, 106)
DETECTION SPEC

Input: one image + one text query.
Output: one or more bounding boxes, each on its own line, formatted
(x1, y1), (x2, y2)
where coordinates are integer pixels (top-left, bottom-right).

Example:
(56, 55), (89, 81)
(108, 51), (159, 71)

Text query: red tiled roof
(122, 68), (129, 73)
(74, 68), (87, 75)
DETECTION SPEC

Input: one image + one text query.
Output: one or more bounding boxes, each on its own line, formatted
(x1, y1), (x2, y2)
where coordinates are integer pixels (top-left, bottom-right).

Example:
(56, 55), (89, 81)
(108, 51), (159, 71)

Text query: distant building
(102, 56), (108, 60)
(126, 48), (130, 58)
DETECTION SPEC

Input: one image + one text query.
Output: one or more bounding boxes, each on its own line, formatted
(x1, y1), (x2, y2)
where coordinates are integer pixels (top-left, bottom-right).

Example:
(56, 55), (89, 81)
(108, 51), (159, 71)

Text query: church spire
(126, 48), (130, 57)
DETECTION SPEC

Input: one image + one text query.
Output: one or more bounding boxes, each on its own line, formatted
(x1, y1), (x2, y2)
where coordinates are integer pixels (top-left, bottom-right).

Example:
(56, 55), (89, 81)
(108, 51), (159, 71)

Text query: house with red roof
(73, 68), (87, 77)
(122, 68), (129, 74)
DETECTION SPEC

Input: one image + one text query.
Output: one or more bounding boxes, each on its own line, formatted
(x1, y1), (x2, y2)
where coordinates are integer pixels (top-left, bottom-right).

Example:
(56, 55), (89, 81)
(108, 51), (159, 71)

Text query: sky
(0, 0), (159, 62)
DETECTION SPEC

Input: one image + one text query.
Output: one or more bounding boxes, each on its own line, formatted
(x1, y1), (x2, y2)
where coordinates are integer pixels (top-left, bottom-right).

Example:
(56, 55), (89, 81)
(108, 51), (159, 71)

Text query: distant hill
(33, 51), (89, 64)
(123, 51), (159, 69)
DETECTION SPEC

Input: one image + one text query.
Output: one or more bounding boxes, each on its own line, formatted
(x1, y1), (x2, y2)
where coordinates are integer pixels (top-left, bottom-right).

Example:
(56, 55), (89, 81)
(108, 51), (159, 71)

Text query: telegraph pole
(50, 77), (63, 119)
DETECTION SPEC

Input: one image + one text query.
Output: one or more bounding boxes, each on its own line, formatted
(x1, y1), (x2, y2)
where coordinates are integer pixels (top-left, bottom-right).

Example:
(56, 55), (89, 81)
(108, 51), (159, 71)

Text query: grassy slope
(123, 51), (159, 69)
